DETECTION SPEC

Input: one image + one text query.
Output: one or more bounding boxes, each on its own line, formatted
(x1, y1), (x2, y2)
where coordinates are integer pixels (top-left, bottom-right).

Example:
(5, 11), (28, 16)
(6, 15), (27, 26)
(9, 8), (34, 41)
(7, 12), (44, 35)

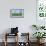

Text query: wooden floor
(0, 42), (46, 46)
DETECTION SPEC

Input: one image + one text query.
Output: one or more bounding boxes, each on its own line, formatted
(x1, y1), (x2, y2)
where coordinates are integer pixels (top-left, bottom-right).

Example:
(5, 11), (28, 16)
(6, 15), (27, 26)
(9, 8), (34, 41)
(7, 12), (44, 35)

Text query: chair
(18, 33), (30, 46)
(4, 27), (19, 46)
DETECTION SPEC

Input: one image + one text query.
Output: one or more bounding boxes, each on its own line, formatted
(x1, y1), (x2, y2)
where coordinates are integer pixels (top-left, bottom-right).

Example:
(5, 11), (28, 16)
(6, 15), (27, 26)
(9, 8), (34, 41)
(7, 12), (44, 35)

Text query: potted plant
(32, 24), (45, 30)
(33, 32), (46, 43)
(40, 26), (45, 29)
(32, 25), (38, 30)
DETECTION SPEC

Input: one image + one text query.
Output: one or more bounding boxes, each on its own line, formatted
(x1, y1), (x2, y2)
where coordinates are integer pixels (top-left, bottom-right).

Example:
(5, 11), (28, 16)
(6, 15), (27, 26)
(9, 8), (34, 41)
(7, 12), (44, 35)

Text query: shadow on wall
(2, 28), (11, 34)
(29, 25), (37, 42)
(0, 28), (11, 42)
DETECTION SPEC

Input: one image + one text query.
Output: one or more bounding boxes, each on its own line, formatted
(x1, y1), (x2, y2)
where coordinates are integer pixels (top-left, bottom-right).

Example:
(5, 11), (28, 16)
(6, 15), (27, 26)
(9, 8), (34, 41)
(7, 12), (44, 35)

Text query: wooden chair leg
(4, 41), (7, 46)
(15, 33), (18, 46)
(4, 33), (7, 46)
(17, 34), (18, 46)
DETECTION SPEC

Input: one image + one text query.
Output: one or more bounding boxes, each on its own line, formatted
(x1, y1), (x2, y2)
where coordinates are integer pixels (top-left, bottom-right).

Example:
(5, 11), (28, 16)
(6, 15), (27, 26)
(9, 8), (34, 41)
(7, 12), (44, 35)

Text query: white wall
(0, 0), (36, 42)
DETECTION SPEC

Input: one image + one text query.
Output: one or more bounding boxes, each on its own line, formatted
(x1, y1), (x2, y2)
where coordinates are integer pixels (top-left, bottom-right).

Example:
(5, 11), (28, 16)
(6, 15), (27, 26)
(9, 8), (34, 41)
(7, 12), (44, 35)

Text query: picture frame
(37, 0), (46, 19)
(36, 0), (46, 26)
(10, 9), (24, 18)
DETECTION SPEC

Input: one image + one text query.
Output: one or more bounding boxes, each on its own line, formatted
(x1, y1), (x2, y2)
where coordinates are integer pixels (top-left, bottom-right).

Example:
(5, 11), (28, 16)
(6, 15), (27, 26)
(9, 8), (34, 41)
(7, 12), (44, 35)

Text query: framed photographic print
(36, 0), (46, 26)
(10, 9), (24, 18)
(37, 0), (46, 19)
